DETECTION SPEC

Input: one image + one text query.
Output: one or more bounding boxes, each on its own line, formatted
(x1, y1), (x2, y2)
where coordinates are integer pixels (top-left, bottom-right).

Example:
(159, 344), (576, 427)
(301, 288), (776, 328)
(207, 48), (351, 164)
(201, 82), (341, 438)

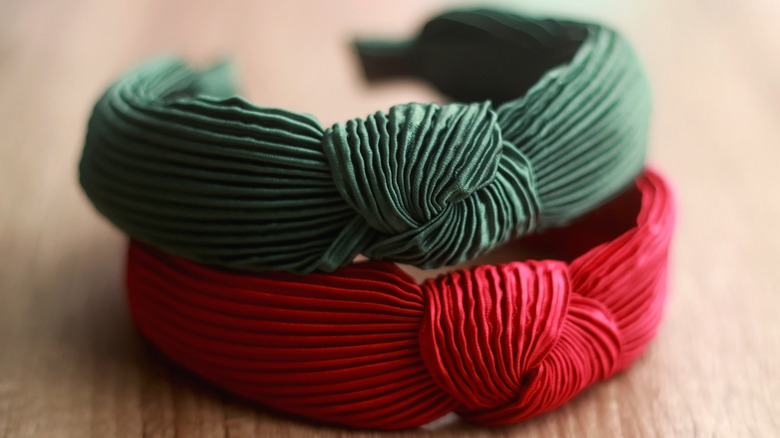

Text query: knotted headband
(126, 169), (675, 429)
(80, 9), (651, 273)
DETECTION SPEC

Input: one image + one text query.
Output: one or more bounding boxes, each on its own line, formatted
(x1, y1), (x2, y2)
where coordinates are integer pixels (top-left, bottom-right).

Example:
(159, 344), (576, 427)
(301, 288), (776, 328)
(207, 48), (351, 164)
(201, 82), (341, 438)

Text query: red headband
(126, 169), (675, 429)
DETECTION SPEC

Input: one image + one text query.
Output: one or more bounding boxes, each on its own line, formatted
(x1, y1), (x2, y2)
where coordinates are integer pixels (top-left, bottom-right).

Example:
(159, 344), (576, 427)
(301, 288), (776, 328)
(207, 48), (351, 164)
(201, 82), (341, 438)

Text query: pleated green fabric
(79, 9), (651, 273)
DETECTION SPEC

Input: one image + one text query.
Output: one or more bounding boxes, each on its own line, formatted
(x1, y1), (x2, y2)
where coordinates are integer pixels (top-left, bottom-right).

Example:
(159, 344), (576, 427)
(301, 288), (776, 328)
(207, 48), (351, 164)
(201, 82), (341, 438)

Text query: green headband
(80, 9), (651, 274)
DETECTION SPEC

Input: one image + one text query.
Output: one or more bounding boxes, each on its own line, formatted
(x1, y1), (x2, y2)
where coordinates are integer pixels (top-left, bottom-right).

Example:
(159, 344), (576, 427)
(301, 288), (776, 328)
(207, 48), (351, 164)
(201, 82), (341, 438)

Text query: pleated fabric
(80, 9), (652, 273)
(125, 169), (675, 429)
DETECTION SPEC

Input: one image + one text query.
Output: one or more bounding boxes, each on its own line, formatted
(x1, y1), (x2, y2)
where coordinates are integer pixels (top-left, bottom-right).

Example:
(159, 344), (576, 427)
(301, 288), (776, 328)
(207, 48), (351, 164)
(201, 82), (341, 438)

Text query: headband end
(352, 39), (415, 82)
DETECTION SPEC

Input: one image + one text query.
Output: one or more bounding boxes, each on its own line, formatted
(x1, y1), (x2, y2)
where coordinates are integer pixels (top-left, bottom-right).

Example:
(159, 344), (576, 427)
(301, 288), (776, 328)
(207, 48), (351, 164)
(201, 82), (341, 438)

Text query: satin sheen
(80, 9), (652, 273)
(125, 169), (675, 429)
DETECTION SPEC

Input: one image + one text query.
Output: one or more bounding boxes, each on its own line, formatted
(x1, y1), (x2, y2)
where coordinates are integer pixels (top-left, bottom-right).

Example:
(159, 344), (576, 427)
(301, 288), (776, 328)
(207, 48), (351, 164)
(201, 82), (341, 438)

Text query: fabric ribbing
(125, 169), (675, 429)
(80, 9), (651, 273)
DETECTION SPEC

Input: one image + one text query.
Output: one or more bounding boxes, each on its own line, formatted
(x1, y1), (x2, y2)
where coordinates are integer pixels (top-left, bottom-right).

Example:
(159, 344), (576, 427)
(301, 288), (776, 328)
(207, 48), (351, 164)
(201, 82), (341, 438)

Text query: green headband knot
(322, 100), (539, 267)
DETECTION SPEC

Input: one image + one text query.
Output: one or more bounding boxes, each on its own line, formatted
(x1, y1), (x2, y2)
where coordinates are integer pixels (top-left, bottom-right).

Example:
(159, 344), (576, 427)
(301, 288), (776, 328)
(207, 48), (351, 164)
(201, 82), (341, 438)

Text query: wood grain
(1, 1), (778, 436)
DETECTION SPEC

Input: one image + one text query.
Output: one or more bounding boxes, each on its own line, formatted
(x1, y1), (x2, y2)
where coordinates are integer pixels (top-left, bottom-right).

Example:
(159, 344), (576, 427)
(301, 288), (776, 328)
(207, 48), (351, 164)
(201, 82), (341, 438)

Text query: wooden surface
(1, 1), (779, 436)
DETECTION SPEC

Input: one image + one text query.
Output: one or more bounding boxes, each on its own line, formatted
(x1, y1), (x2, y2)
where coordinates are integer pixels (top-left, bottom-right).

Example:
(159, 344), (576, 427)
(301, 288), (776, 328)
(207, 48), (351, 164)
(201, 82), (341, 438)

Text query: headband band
(125, 169), (674, 429)
(81, 9), (651, 274)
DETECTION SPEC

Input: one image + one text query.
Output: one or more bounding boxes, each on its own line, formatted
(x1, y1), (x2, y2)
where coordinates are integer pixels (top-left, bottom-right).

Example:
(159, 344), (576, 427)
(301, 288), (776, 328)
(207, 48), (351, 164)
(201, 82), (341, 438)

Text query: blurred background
(1, 0), (778, 436)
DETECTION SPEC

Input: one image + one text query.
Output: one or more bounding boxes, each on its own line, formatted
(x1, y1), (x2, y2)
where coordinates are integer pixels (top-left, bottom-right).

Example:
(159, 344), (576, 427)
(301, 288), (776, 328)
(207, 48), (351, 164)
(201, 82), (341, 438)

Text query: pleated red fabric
(125, 169), (675, 429)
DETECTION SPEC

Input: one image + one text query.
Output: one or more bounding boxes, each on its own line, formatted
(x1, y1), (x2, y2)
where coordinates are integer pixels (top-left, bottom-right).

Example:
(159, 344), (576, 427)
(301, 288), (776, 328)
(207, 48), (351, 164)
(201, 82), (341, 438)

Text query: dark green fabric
(79, 9), (651, 273)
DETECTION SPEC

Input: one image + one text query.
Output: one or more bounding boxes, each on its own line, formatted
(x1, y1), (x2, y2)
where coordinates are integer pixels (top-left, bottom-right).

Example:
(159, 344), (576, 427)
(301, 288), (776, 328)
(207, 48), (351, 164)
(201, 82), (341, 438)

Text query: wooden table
(2, 1), (778, 436)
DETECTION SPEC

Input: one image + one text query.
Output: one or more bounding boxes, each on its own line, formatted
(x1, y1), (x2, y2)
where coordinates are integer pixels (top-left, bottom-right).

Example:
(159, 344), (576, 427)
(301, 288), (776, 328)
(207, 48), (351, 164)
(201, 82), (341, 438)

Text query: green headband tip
(352, 39), (415, 82)
(195, 57), (240, 99)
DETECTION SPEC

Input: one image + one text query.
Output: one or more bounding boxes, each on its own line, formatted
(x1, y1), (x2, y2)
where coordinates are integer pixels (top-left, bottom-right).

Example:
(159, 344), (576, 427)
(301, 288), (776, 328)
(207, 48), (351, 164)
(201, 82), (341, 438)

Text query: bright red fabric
(125, 169), (675, 429)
